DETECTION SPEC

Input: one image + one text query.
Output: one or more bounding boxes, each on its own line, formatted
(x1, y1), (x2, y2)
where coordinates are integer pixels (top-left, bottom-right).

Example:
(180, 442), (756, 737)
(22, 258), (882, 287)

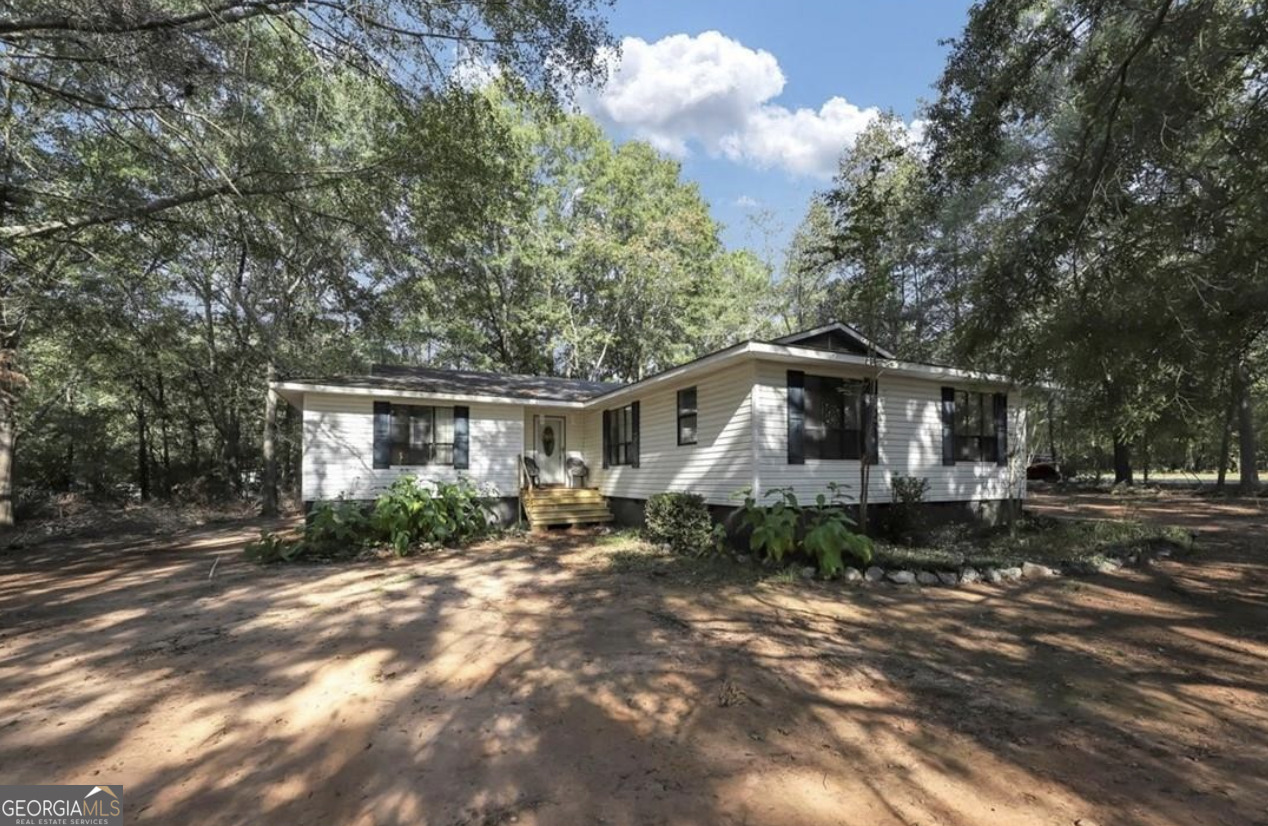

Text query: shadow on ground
(0, 491), (1266, 825)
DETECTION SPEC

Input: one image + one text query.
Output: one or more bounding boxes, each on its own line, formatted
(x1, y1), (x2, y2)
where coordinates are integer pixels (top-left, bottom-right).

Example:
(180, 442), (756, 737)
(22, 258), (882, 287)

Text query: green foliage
(872, 515), (1194, 571)
(738, 484), (872, 576)
(244, 530), (305, 565)
(370, 477), (492, 556)
(305, 500), (372, 553)
(886, 475), (931, 543)
(644, 492), (719, 556)
(740, 487), (800, 563)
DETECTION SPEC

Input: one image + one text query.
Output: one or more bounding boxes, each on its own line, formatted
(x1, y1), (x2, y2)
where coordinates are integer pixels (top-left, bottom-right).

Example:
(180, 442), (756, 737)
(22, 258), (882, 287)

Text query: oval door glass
(542, 425), (556, 457)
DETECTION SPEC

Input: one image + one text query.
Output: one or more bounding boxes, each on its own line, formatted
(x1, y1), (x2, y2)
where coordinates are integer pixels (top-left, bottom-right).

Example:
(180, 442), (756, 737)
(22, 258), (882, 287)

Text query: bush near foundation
(644, 492), (719, 556)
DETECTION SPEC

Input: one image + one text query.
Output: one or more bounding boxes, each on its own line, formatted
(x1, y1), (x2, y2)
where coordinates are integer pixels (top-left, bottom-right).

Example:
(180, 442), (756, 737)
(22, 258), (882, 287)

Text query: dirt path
(1, 495), (1266, 825)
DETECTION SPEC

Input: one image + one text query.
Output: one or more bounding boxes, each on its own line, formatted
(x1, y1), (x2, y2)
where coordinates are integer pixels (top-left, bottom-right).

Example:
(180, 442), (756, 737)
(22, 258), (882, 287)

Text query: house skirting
(607, 495), (1025, 540)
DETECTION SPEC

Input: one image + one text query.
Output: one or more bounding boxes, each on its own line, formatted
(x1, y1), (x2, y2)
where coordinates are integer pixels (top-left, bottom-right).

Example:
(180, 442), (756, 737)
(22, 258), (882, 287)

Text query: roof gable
(769, 322), (894, 359)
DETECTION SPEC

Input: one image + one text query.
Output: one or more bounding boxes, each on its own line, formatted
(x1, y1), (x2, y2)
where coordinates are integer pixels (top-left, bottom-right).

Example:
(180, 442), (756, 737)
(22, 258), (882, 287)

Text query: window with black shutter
(953, 390), (999, 463)
(802, 375), (865, 461)
(677, 387), (697, 445)
(605, 403), (637, 466)
(388, 405), (457, 466)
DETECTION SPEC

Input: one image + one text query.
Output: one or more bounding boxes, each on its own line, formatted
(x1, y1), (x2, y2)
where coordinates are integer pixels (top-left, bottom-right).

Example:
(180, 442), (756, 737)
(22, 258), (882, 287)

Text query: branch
(0, 177), (323, 240)
(0, 1), (298, 36)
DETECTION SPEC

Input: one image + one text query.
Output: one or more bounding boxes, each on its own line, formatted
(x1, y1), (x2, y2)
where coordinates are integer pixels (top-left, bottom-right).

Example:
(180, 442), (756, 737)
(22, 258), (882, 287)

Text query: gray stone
(842, 567), (863, 583)
(985, 568), (1004, 584)
(916, 571), (939, 586)
(887, 570), (917, 585)
(733, 553), (750, 565)
(960, 567), (980, 584)
(865, 566), (886, 582)
(938, 571), (960, 586)
(1021, 561), (1055, 579)
(1000, 567), (1023, 581)
(799, 566), (818, 580)
(1156, 548), (1173, 559)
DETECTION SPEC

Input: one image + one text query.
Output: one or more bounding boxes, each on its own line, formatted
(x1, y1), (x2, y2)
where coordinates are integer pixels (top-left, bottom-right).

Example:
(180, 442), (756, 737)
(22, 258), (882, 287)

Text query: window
(677, 387), (698, 445)
(804, 375), (864, 460)
(605, 403), (637, 466)
(954, 390), (998, 463)
(390, 405), (455, 465)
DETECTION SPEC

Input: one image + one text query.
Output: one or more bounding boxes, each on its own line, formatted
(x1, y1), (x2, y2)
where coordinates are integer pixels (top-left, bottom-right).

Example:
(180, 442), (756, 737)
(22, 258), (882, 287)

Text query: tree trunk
(1046, 394), (1057, 461)
(156, 372), (171, 497)
(1216, 379), (1236, 490)
(261, 361), (279, 516)
(1112, 431), (1133, 486)
(0, 393), (13, 527)
(135, 384), (150, 502)
(1234, 358), (1259, 492)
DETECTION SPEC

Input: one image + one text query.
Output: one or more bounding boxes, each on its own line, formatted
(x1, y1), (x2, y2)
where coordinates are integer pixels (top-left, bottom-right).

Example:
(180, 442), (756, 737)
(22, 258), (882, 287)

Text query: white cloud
(578, 31), (917, 179)
(735, 195), (760, 208)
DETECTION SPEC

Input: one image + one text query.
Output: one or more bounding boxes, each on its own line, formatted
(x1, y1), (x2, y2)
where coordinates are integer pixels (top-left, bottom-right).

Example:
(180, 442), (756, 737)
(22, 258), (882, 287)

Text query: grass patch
(873, 515), (1193, 571)
(593, 528), (644, 548)
(602, 539), (761, 586)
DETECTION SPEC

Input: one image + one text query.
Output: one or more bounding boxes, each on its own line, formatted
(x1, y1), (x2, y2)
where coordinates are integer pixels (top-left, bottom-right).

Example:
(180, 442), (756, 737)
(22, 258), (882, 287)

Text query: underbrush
(872, 514), (1193, 572)
(2, 496), (258, 550)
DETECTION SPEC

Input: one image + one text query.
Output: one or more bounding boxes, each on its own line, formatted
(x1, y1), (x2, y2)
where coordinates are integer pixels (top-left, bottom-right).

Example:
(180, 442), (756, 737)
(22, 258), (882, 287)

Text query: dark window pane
(678, 387), (697, 416)
(679, 415), (697, 445)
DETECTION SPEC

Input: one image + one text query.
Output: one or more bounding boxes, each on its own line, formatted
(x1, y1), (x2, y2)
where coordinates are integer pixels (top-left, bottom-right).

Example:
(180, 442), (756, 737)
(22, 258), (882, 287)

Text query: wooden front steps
(523, 486), (613, 528)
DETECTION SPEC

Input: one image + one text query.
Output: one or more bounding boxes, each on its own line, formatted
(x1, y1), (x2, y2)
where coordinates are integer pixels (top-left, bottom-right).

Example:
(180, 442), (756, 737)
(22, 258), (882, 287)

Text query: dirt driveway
(1, 493), (1266, 826)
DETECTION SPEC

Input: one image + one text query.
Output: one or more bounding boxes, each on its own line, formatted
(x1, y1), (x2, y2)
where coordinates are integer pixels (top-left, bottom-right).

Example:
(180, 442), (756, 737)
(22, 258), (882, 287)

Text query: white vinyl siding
(752, 360), (1026, 505)
(584, 362), (756, 507)
(301, 392), (522, 501)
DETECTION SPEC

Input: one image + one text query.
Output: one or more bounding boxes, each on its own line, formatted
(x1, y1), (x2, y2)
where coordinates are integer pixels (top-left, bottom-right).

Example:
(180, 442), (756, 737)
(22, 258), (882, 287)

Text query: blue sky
(577, 1), (973, 261)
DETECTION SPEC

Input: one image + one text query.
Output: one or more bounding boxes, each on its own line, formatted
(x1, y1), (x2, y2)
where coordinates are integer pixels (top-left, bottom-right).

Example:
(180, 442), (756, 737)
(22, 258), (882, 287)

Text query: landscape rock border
(743, 546), (1181, 589)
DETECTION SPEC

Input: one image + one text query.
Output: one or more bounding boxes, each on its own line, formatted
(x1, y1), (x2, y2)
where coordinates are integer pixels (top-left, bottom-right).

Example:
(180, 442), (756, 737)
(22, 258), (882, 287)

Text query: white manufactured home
(272, 323), (1028, 528)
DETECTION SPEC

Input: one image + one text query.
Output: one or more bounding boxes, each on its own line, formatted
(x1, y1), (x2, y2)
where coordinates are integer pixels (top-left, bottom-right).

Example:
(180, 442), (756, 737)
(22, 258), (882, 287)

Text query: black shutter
(602, 409), (610, 469)
(373, 401), (392, 469)
(787, 370), (805, 464)
(863, 379), (879, 465)
(941, 387), (956, 466)
(453, 405), (469, 469)
(993, 392), (1008, 466)
(630, 401), (640, 468)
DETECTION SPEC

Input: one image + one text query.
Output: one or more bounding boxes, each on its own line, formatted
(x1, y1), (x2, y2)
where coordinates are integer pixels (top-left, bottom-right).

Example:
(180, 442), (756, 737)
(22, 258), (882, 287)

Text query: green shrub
(738, 484), (872, 576)
(740, 487), (799, 562)
(644, 492), (719, 555)
(804, 484), (873, 575)
(306, 499), (372, 554)
(886, 475), (931, 543)
(244, 530), (304, 564)
(371, 476), (492, 556)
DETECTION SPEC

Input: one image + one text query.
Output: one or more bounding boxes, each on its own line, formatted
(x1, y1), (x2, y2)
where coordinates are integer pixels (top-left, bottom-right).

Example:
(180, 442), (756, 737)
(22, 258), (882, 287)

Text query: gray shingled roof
(291, 364), (624, 402)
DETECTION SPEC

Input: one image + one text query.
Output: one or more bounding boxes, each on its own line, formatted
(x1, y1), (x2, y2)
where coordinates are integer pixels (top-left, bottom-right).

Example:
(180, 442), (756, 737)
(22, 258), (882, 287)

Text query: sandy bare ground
(1, 492), (1266, 825)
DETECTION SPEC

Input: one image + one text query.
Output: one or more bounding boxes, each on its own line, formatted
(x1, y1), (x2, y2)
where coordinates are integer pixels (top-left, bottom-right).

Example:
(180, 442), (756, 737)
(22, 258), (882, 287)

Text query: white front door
(536, 416), (566, 485)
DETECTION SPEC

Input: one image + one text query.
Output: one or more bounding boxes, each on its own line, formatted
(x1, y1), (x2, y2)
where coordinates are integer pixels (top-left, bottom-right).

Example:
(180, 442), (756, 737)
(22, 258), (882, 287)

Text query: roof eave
(269, 381), (589, 408)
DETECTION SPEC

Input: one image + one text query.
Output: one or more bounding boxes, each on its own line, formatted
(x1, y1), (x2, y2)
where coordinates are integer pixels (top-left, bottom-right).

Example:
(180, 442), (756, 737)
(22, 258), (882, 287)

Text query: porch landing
(522, 486), (613, 529)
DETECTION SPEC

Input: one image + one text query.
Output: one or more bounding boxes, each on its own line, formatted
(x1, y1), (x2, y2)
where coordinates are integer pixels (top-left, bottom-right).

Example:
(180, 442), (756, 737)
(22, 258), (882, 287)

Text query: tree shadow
(1, 516), (1265, 825)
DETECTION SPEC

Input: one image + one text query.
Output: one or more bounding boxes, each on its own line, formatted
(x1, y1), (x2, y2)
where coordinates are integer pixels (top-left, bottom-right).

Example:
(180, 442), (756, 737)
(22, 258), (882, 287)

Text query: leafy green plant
(244, 530), (304, 564)
(886, 475), (931, 543)
(644, 492), (719, 555)
(370, 476), (492, 556)
(803, 483), (873, 575)
(738, 483), (871, 576)
(739, 486), (800, 563)
(306, 499), (371, 553)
